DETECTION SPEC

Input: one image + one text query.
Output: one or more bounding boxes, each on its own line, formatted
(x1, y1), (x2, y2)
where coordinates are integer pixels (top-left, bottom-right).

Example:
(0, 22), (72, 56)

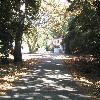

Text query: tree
(13, 0), (41, 62)
(63, 0), (100, 56)
(0, 0), (41, 63)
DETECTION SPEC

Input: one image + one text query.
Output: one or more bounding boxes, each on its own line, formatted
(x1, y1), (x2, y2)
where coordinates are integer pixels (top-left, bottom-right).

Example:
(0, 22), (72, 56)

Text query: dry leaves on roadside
(63, 55), (100, 98)
(0, 58), (40, 95)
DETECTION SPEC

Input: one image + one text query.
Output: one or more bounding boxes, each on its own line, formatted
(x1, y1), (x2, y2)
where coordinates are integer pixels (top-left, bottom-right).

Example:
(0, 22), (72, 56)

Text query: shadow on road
(0, 53), (97, 100)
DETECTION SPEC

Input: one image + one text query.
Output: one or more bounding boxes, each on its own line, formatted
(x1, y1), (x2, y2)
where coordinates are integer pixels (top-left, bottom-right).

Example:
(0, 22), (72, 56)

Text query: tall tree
(14, 0), (41, 62)
(14, 0), (25, 62)
(0, 0), (41, 63)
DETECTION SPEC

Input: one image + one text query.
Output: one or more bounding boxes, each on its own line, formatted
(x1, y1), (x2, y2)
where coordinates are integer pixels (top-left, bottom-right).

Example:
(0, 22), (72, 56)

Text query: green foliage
(23, 25), (38, 53)
(0, 0), (14, 64)
(64, 0), (100, 57)
(0, 0), (41, 63)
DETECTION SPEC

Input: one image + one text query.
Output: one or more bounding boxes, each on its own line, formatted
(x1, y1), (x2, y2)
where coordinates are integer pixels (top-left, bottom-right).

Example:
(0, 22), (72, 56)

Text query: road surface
(0, 53), (96, 100)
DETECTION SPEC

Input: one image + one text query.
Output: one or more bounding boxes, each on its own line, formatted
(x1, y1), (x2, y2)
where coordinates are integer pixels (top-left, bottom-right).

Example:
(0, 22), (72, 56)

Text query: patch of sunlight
(22, 54), (43, 60)
(96, 81), (100, 86)
(45, 74), (58, 79)
(2, 76), (17, 82)
(16, 86), (27, 89)
(59, 74), (72, 79)
(56, 85), (77, 91)
(46, 82), (76, 92)
(0, 82), (12, 90)
(19, 78), (28, 82)
(9, 54), (14, 59)
(46, 74), (71, 79)
(44, 96), (52, 99)
(74, 93), (93, 98)
(29, 61), (36, 65)
(26, 97), (34, 100)
(37, 78), (42, 80)
(22, 68), (27, 70)
(20, 3), (25, 12)
(46, 60), (52, 62)
(56, 63), (63, 66)
(0, 92), (6, 95)
(35, 88), (41, 91)
(53, 55), (70, 59)
(34, 69), (41, 73)
(0, 81), (14, 95)
(35, 84), (43, 87)
(74, 77), (93, 85)
(1, 69), (7, 72)
(55, 70), (60, 73)
(14, 94), (19, 98)
(79, 77), (93, 84)
(44, 69), (52, 72)
(32, 73), (37, 75)
(58, 95), (71, 99)
(15, 72), (27, 76)
(45, 0), (70, 7)
(42, 78), (56, 84)
(49, 83), (57, 87)
(0, 96), (11, 98)
(27, 85), (35, 88)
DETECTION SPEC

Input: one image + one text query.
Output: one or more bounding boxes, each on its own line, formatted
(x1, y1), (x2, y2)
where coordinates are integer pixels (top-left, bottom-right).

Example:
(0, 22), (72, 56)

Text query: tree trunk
(14, 15), (24, 62)
(14, 0), (25, 63)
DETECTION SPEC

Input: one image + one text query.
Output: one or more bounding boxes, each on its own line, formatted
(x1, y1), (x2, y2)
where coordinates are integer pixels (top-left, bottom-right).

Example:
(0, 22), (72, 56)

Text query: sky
(55, 0), (67, 3)
(20, 0), (69, 11)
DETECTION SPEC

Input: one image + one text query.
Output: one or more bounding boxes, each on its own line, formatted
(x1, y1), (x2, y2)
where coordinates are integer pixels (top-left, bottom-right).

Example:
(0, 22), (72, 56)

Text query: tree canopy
(63, 0), (100, 57)
(0, 0), (100, 64)
(0, 0), (41, 63)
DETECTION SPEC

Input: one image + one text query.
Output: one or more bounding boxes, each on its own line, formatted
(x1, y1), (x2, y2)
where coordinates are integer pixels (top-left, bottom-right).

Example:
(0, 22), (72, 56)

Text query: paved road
(0, 53), (95, 100)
